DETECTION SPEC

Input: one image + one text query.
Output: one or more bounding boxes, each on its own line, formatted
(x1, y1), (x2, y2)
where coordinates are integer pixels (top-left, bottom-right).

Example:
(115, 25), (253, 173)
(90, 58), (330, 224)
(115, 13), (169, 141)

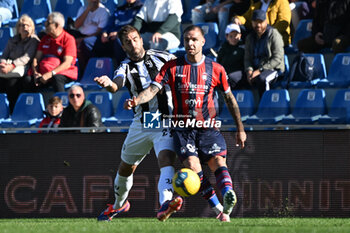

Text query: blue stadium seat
(1, 0), (19, 26)
(316, 53), (350, 88)
(1, 93), (45, 128)
(104, 91), (133, 127)
(78, 57), (114, 89)
(0, 93), (10, 124)
(87, 92), (114, 122)
(290, 19), (312, 53)
(54, 92), (69, 107)
(0, 27), (14, 55)
(100, 0), (117, 14)
(217, 90), (255, 124)
(54, 0), (84, 20)
(246, 89), (290, 125)
(288, 53), (327, 88)
(319, 89), (350, 124)
(19, 0), (52, 25)
(282, 89), (326, 124)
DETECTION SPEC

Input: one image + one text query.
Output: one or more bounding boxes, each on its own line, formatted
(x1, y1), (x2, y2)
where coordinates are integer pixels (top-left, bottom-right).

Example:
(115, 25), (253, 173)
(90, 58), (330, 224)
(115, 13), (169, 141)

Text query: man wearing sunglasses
(59, 84), (103, 132)
(94, 25), (182, 222)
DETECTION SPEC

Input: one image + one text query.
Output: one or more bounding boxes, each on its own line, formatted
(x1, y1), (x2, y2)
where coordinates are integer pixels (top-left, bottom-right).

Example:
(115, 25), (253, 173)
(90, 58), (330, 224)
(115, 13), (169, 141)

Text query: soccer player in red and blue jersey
(126, 25), (247, 222)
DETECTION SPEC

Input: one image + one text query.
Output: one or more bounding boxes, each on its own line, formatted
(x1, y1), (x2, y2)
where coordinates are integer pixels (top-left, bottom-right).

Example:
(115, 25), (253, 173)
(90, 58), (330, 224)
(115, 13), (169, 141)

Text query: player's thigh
(198, 129), (227, 163)
(153, 128), (176, 167)
(121, 125), (154, 166)
(172, 129), (199, 163)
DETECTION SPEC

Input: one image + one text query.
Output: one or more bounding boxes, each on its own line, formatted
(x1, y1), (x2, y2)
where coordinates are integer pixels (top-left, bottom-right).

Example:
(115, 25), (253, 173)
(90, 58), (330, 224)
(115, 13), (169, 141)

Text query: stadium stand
(54, 0), (84, 21)
(19, 0), (52, 25)
(78, 57), (114, 90)
(104, 91), (133, 127)
(246, 89), (290, 125)
(218, 90), (255, 125)
(287, 53), (327, 88)
(0, 93), (10, 125)
(1, 93), (45, 128)
(0, 27), (13, 55)
(316, 53), (350, 88)
(319, 89), (350, 124)
(282, 89), (326, 124)
(1, 0), (19, 26)
(287, 19), (312, 53)
(87, 91), (114, 122)
(100, 0), (117, 15)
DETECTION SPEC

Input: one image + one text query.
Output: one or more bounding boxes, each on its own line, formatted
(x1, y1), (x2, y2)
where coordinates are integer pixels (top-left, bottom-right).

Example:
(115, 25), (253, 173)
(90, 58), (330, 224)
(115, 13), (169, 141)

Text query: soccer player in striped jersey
(126, 25), (247, 222)
(94, 25), (182, 222)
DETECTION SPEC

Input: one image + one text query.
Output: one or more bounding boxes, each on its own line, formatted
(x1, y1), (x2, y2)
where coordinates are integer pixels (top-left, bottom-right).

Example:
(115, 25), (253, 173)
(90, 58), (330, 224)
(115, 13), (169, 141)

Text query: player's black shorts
(173, 128), (227, 163)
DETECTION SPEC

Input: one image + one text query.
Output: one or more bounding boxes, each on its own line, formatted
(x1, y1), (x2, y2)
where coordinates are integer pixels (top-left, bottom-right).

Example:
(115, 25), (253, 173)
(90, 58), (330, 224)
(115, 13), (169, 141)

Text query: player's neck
(187, 53), (203, 64)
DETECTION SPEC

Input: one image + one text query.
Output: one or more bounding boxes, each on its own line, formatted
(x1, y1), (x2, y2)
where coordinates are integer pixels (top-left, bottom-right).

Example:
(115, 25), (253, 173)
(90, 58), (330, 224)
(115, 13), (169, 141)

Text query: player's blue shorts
(172, 128), (227, 163)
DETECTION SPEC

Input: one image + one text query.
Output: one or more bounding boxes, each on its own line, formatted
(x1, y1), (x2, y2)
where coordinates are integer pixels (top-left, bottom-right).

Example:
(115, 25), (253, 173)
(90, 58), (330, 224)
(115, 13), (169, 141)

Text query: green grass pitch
(0, 218), (350, 233)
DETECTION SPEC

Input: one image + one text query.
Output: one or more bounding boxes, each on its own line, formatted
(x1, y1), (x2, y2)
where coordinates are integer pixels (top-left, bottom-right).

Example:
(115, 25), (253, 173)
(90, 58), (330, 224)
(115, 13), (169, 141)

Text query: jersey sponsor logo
(143, 110), (161, 129)
(184, 97), (202, 108)
(57, 46), (63, 54)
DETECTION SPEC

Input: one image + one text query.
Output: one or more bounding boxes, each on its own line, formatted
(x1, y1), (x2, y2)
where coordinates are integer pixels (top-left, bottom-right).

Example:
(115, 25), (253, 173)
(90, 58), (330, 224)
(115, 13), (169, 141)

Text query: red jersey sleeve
(152, 59), (176, 89)
(215, 62), (231, 93)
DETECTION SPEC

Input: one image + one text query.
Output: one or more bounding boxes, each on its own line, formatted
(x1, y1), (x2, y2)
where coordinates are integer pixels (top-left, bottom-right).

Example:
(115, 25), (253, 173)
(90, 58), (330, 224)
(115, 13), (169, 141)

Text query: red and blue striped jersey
(153, 55), (231, 122)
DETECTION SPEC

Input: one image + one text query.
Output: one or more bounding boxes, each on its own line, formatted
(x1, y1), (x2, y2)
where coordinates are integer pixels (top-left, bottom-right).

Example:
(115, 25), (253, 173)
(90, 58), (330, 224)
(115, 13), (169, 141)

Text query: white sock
(113, 173), (133, 209)
(212, 203), (224, 215)
(158, 166), (175, 205)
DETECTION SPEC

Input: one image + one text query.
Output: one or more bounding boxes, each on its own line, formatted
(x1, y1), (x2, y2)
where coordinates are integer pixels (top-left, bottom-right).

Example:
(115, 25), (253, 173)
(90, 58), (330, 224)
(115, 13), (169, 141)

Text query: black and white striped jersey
(113, 49), (175, 121)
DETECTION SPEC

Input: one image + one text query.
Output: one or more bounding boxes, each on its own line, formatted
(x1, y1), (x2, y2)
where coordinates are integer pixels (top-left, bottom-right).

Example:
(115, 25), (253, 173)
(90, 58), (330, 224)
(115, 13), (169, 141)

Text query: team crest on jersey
(145, 60), (153, 68)
(202, 72), (208, 81)
(180, 146), (186, 154)
(57, 46), (63, 54)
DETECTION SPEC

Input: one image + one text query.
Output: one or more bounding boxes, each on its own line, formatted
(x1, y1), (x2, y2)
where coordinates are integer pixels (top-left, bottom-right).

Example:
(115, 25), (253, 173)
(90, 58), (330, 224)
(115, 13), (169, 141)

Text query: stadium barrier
(1, 130), (350, 218)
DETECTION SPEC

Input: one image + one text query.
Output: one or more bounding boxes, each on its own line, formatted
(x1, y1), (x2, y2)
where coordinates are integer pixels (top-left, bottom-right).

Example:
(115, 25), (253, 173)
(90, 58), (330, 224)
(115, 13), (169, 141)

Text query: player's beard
(129, 48), (145, 62)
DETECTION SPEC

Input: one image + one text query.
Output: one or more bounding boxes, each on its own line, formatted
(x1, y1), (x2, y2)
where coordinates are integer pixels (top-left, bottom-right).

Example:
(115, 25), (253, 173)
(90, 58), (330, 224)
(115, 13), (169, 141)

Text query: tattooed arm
(124, 84), (161, 110)
(223, 91), (247, 148)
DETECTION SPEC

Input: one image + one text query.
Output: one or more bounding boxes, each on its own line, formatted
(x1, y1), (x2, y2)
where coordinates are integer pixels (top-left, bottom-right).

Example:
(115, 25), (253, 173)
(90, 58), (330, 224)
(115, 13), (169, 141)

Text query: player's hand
(109, 31), (118, 40)
(235, 131), (246, 149)
(94, 75), (113, 88)
(124, 96), (138, 110)
(101, 32), (109, 43)
(152, 32), (162, 44)
(233, 17), (241, 25)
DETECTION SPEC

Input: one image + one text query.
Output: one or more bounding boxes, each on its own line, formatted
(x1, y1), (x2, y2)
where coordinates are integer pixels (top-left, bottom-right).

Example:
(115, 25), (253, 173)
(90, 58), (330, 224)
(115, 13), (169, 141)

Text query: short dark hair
(118, 25), (141, 45)
(48, 96), (62, 105)
(183, 25), (204, 37)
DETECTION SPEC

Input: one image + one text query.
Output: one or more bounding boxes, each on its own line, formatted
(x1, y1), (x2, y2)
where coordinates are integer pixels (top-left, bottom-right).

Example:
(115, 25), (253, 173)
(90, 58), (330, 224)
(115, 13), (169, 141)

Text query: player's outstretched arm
(94, 75), (120, 93)
(124, 84), (161, 110)
(223, 91), (247, 149)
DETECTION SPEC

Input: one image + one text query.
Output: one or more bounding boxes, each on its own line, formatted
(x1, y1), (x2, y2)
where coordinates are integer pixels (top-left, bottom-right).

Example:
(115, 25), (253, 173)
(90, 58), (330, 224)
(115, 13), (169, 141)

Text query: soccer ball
(172, 168), (201, 197)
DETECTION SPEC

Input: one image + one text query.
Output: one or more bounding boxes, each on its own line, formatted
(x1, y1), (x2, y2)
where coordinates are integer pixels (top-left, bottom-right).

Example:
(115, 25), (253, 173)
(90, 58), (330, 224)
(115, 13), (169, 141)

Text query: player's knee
(118, 161), (137, 177)
(158, 150), (176, 168)
(207, 156), (227, 171)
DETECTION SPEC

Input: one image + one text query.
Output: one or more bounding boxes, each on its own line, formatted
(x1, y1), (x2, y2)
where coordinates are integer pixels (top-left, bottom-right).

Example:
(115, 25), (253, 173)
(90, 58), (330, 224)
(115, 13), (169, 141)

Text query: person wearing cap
(233, 0), (291, 47)
(217, 23), (246, 90)
(244, 9), (285, 96)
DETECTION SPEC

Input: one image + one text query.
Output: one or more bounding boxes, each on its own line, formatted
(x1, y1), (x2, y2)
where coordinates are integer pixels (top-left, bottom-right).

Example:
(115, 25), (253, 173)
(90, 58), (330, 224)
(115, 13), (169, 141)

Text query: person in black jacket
(60, 85), (103, 132)
(297, 0), (350, 54)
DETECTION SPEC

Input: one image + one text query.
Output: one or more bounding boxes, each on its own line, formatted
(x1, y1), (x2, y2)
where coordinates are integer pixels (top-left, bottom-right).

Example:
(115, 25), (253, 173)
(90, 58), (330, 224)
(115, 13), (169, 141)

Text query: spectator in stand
(217, 23), (247, 90)
(233, 0), (291, 47)
(60, 85), (103, 132)
(297, 0), (350, 54)
(93, 0), (143, 66)
(132, 0), (183, 51)
(23, 12), (78, 93)
(73, 0), (110, 74)
(0, 0), (15, 26)
(289, 0), (313, 35)
(0, 14), (39, 113)
(244, 9), (285, 96)
(192, 0), (241, 42)
(38, 96), (63, 133)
